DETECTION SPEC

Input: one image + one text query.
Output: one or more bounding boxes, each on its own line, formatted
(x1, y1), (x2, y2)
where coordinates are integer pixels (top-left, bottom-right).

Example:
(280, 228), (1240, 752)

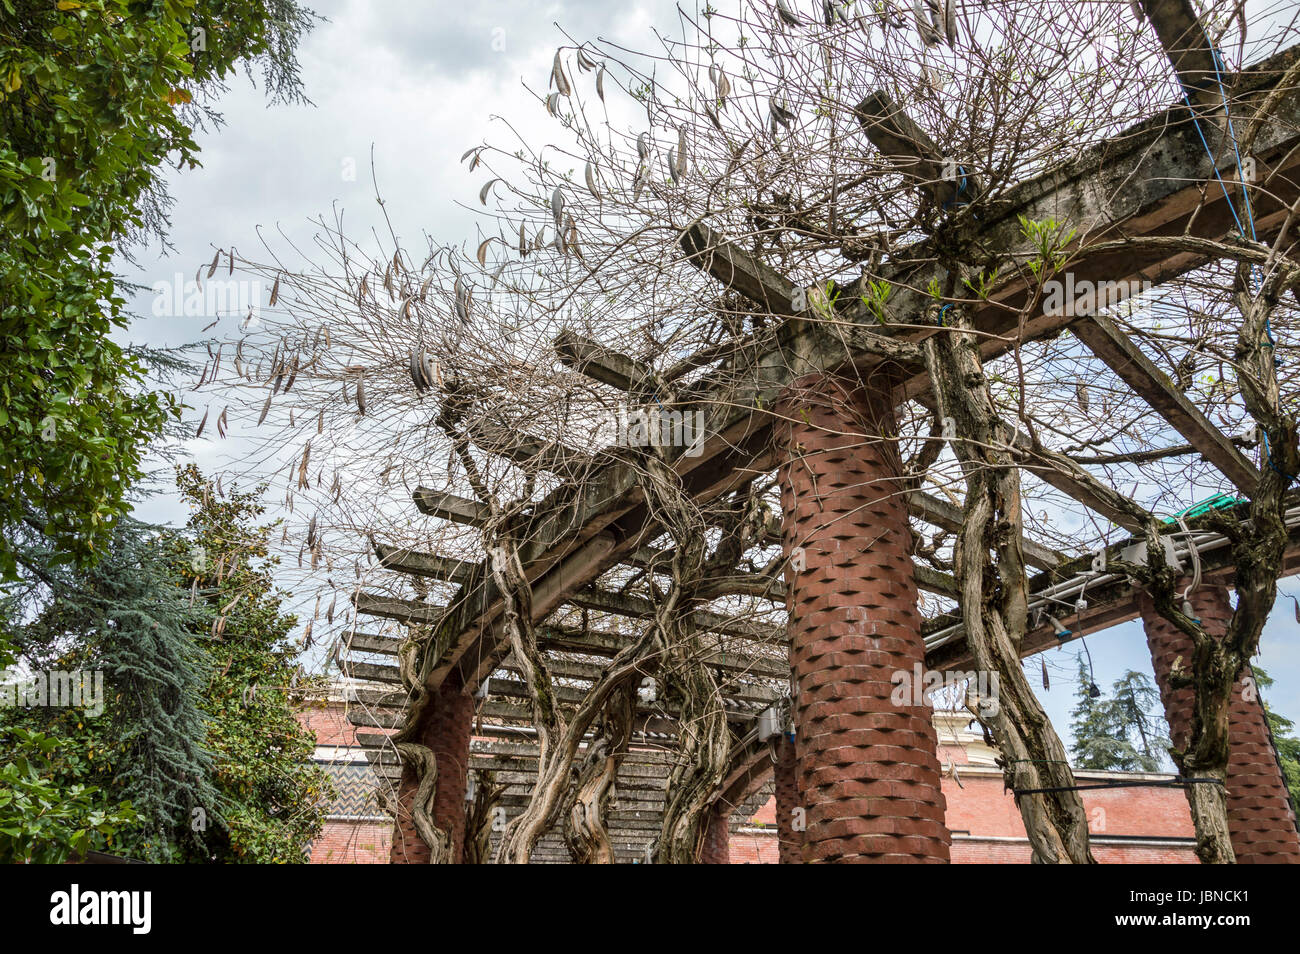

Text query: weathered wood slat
(1071, 314), (1258, 493)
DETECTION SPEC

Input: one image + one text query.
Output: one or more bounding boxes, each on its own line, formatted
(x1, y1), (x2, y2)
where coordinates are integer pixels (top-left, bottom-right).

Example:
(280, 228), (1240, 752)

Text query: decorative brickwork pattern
(389, 676), (475, 864)
(1139, 585), (1300, 863)
(774, 371), (950, 863)
(774, 735), (803, 863)
(698, 803), (731, 864)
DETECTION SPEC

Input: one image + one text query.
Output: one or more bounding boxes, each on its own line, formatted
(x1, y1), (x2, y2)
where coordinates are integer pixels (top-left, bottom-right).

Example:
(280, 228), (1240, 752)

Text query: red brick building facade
(300, 701), (1201, 863)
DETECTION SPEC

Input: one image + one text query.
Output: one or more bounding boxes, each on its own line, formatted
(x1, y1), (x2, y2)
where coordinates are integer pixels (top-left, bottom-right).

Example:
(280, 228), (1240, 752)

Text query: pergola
(338, 0), (1300, 863)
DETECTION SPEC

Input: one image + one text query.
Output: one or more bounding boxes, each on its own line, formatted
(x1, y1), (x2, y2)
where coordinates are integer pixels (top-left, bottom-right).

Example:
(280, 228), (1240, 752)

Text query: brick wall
(309, 820), (392, 864)
(728, 769), (1199, 863)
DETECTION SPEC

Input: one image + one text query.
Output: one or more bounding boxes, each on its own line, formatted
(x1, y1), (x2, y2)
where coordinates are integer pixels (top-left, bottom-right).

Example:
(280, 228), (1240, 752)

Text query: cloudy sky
(115, 0), (1300, 743)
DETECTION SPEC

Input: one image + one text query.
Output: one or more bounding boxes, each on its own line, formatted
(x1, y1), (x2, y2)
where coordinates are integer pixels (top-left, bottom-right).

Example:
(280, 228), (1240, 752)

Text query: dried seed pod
(550, 50), (571, 95)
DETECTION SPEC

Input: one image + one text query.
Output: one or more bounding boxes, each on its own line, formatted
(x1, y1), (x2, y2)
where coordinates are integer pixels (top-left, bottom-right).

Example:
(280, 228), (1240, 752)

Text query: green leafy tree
(0, 727), (137, 863)
(1070, 656), (1169, 772)
(169, 464), (329, 862)
(0, 0), (315, 578)
(0, 468), (329, 862)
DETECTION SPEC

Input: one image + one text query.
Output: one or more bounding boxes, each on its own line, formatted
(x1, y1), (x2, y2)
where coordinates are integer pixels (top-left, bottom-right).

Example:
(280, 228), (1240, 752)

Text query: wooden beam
(566, 586), (783, 643)
(373, 540), (476, 585)
(554, 329), (656, 392)
(855, 91), (981, 206)
(1140, 0), (1220, 105)
(468, 421), (591, 474)
(1070, 314), (1258, 493)
(412, 487), (488, 525)
(353, 592), (445, 626)
(679, 220), (802, 314)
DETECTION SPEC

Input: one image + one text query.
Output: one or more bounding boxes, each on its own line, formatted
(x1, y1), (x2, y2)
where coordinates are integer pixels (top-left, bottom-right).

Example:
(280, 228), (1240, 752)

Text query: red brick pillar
(774, 371), (949, 863)
(1139, 585), (1300, 863)
(774, 735), (803, 863)
(389, 675), (475, 864)
(698, 803), (731, 864)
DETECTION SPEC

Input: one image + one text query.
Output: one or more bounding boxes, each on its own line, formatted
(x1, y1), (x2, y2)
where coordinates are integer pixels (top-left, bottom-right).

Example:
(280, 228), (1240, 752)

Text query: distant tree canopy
(1070, 655), (1169, 773)
(0, 0), (316, 579)
(0, 466), (328, 863)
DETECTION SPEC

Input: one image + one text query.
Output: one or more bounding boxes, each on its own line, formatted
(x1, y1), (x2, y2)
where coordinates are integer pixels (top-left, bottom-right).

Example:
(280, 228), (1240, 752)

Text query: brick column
(1139, 585), (1300, 863)
(698, 803), (731, 864)
(774, 735), (803, 863)
(774, 371), (949, 863)
(389, 675), (475, 864)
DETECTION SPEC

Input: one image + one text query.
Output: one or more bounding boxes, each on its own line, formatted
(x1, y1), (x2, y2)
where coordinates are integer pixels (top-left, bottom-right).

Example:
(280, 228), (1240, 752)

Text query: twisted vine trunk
(1142, 259), (1300, 863)
(393, 741), (451, 864)
(923, 303), (1095, 864)
(564, 680), (635, 864)
(655, 642), (731, 864)
(463, 770), (506, 865)
(494, 456), (706, 862)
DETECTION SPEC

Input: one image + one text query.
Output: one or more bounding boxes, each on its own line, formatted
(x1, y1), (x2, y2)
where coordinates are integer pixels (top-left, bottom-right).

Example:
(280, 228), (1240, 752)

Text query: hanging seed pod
(477, 238), (492, 268)
(943, 0), (956, 45)
(551, 187), (566, 228)
(576, 46), (598, 72)
(585, 161), (601, 200)
(568, 218), (581, 259)
(217, 407), (228, 438)
(546, 92), (562, 117)
(356, 377), (367, 415)
(668, 148), (680, 184)
(1076, 382), (1090, 412)
(776, 0), (801, 26)
(195, 406), (209, 437)
(637, 132), (651, 161)
(596, 65), (606, 102)
(410, 347), (431, 391)
(269, 272), (281, 306)
(1041, 658), (1050, 691)
(913, 0), (941, 46)
(480, 178), (500, 205)
(207, 248), (220, 278)
(257, 391), (273, 426)
(550, 50), (571, 95)
(519, 221), (528, 257)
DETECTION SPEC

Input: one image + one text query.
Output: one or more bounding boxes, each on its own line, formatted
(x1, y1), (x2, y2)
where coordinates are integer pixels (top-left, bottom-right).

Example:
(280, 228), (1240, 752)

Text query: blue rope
(1181, 35), (1294, 486)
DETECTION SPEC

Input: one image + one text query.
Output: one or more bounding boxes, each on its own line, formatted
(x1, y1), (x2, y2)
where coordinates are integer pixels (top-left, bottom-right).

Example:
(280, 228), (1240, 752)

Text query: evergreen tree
(1069, 655), (1169, 772)
(0, 467), (329, 862)
(1, 517), (221, 861)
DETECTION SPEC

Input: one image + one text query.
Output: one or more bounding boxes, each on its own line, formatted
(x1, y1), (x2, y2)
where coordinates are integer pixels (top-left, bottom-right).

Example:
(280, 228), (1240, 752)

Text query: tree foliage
(0, 0), (316, 578)
(0, 467), (328, 862)
(1070, 656), (1169, 773)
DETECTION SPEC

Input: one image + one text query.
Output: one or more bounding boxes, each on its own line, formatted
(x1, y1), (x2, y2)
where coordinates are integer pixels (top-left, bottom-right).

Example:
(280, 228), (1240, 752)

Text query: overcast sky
(115, 0), (1300, 744)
